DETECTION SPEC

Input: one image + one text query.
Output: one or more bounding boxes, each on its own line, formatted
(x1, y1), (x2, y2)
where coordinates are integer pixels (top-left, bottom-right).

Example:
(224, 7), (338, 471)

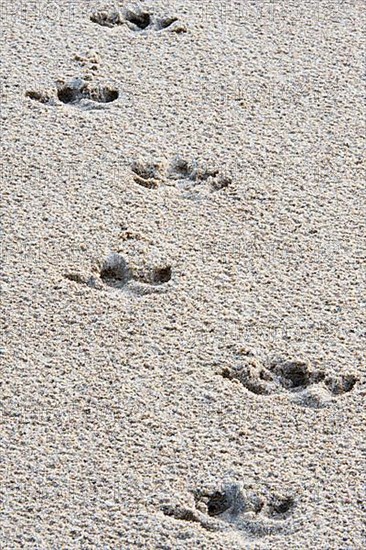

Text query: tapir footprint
(91, 5), (186, 33)
(26, 78), (118, 109)
(131, 157), (231, 193)
(65, 253), (172, 294)
(161, 483), (296, 538)
(222, 357), (358, 408)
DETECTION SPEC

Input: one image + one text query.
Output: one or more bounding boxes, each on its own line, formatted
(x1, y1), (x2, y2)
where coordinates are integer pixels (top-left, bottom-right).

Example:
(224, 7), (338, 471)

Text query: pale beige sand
(1, 1), (365, 548)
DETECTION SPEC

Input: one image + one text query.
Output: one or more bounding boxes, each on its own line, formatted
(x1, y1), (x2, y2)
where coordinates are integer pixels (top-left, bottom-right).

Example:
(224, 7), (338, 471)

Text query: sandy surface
(1, 1), (365, 548)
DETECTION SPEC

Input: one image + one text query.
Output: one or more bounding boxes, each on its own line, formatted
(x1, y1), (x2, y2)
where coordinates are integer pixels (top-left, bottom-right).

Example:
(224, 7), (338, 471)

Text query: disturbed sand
(1, 1), (365, 548)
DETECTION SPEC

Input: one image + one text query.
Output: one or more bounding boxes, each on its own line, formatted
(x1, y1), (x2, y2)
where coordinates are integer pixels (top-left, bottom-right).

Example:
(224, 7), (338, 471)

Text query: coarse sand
(1, 1), (365, 548)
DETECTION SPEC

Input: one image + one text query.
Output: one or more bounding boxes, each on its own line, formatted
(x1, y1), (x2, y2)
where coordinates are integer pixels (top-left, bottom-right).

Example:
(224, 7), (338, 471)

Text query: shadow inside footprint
(167, 158), (219, 182)
(124, 7), (151, 30)
(167, 158), (197, 181)
(57, 84), (81, 104)
(90, 10), (122, 27)
(272, 360), (314, 390)
(266, 496), (295, 519)
(100, 253), (130, 288)
(324, 373), (358, 396)
(155, 16), (179, 30)
(167, 158), (231, 191)
(222, 360), (278, 395)
(134, 265), (172, 286)
(211, 175), (232, 190)
(195, 484), (245, 520)
(57, 78), (118, 106)
(131, 160), (162, 189)
(151, 266), (172, 284)
(206, 491), (233, 516)
(196, 167), (219, 181)
(269, 359), (328, 392)
(25, 90), (52, 104)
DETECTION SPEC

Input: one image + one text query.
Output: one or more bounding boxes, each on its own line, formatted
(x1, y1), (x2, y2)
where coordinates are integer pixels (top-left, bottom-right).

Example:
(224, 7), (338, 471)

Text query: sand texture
(1, 1), (365, 548)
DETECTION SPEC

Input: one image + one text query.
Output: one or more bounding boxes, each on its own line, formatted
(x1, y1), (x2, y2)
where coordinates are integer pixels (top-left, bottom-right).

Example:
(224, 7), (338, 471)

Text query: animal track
(26, 78), (118, 109)
(91, 6), (186, 33)
(222, 357), (358, 408)
(161, 483), (296, 538)
(64, 253), (172, 293)
(57, 78), (119, 106)
(131, 157), (232, 193)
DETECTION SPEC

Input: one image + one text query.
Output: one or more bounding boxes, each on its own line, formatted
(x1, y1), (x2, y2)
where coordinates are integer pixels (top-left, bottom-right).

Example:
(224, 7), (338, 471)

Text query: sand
(1, 1), (365, 548)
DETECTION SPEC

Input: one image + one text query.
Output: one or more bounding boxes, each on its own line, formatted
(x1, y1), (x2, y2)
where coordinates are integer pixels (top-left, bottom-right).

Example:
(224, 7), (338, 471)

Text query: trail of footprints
(158, 356), (358, 539)
(221, 356), (358, 408)
(26, 1), (186, 108)
(26, 3), (360, 544)
(161, 482), (296, 537)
